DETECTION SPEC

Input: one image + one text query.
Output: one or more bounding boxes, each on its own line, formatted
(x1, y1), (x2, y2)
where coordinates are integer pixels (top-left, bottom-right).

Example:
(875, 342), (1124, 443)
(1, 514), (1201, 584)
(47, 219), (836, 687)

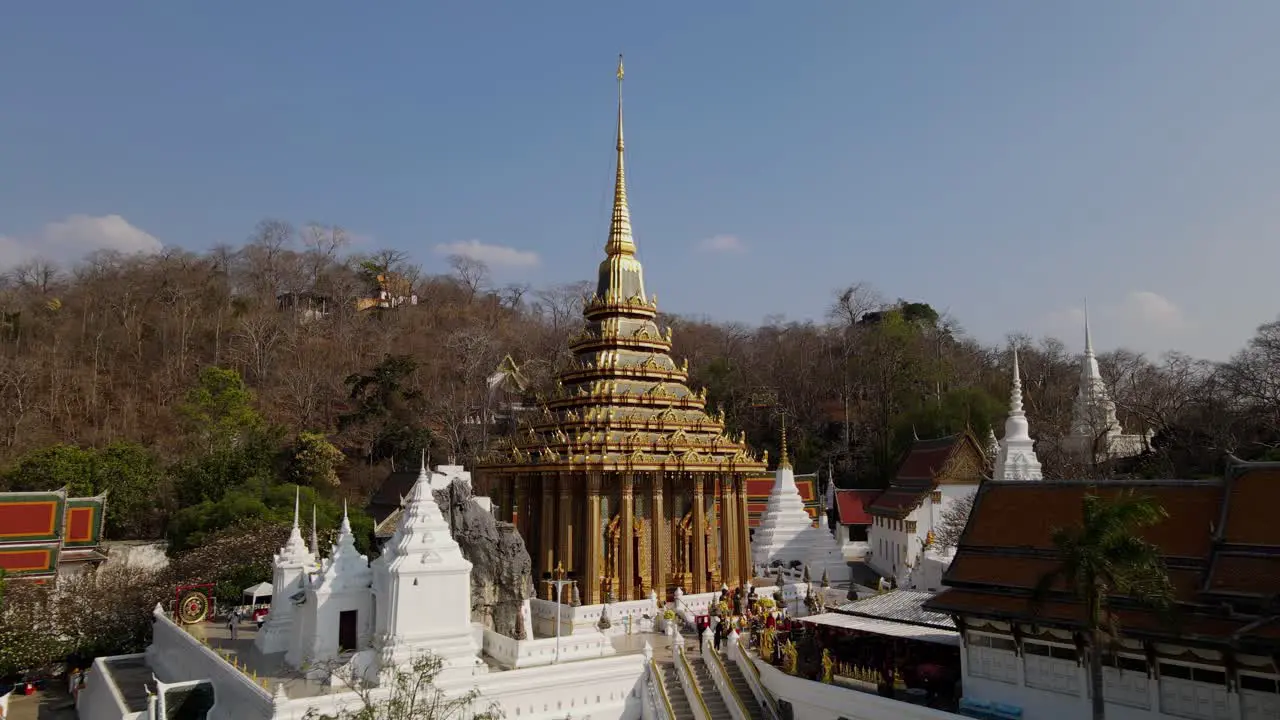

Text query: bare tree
(448, 255), (490, 302)
(932, 491), (976, 552)
(304, 652), (499, 720)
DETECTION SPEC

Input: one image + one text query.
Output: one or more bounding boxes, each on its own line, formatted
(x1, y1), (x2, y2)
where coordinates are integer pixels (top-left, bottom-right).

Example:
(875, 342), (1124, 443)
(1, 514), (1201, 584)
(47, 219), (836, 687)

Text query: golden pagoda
(476, 57), (767, 603)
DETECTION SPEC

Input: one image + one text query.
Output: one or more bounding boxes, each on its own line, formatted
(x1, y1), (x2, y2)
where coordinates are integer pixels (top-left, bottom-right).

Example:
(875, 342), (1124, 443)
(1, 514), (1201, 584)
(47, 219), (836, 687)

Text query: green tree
(1035, 492), (1175, 720)
(340, 354), (430, 466)
(291, 432), (345, 488)
(179, 366), (265, 453)
(171, 428), (282, 507)
(0, 444), (96, 495)
(0, 442), (163, 539)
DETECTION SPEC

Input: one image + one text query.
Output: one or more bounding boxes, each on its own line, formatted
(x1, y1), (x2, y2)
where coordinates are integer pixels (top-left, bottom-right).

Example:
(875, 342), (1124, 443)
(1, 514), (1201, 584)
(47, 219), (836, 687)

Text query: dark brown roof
(926, 459), (1280, 651)
(868, 433), (987, 519)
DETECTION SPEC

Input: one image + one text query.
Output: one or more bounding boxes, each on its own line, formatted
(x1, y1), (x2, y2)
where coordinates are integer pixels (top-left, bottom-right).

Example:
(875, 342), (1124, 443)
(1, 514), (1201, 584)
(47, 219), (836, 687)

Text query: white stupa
(751, 418), (815, 571)
(287, 502), (374, 673)
(806, 491), (852, 585)
(1062, 307), (1151, 462)
(255, 488), (318, 655)
(994, 349), (1043, 482)
(370, 454), (484, 682)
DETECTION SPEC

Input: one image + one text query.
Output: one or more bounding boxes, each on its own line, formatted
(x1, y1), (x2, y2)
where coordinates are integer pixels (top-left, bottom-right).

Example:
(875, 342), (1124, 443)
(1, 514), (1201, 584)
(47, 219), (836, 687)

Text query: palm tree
(1034, 491), (1175, 720)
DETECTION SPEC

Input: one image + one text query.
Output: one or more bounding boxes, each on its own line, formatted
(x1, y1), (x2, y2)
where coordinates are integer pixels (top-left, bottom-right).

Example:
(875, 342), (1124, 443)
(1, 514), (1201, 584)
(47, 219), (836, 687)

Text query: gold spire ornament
(779, 410), (792, 469)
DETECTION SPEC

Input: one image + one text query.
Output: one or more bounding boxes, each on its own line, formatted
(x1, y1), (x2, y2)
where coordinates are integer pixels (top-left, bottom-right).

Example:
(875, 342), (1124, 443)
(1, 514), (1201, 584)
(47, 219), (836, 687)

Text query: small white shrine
(254, 490), (318, 656)
(368, 458), (484, 682)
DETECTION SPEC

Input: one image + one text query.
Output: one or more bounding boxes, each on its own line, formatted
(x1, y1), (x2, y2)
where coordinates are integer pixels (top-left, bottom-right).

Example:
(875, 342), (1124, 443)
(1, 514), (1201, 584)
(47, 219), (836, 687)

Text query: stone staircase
(719, 654), (767, 720)
(658, 661), (696, 719)
(688, 652), (735, 720)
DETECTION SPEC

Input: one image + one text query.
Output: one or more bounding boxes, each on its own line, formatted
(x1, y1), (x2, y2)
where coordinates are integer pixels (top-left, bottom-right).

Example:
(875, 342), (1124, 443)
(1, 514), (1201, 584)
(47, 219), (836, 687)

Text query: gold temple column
(620, 473), (635, 600)
(540, 476), (555, 579)
(721, 473), (739, 587)
(651, 472), (668, 598)
(693, 475), (707, 594)
(557, 473), (574, 584)
(737, 474), (751, 586)
(586, 472), (604, 605)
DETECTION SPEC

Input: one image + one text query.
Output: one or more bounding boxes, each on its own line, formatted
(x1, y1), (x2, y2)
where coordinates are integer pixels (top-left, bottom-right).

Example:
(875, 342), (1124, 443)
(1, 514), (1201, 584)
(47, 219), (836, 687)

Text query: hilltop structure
(476, 57), (766, 603)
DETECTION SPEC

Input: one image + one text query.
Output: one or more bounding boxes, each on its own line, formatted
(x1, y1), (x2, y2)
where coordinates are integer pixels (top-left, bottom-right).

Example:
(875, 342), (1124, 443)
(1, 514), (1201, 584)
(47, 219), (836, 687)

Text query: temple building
(475, 58), (766, 603)
(744, 472), (819, 532)
(751, 422), (815, 570)
(1061, 311), (1152, 463)
(0, 488), (108, 580)
(865, 433), (987, 587)
(927, 458), (1280, 720)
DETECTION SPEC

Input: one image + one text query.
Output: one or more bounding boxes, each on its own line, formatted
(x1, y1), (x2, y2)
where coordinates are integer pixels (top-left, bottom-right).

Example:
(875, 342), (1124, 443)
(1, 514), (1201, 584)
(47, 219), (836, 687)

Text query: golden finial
(779, 410), (792, 469)
(604, 53), (637, 259)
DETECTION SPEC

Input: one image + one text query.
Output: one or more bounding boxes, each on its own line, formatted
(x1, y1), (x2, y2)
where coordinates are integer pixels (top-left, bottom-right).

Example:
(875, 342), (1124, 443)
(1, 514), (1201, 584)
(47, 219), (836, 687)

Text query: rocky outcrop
(433, 479), (534, 638)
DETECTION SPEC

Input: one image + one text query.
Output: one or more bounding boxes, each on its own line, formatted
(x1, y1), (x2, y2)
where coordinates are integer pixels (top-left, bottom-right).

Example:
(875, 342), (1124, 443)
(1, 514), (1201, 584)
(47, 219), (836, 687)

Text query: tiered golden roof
(479, 57), (766, 476)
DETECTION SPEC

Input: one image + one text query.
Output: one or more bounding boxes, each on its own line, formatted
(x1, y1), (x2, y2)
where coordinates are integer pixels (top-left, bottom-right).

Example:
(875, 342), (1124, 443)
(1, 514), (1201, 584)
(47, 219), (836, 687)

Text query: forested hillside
(1, 219), (1277, 545)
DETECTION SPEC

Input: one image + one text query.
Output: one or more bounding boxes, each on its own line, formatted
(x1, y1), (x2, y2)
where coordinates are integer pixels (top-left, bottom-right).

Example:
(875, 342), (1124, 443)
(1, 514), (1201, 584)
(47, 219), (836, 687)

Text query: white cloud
(697, 234), (745, 253)
(0, 214), (163, 269)
(1039, 290), (1193, 356)
(433, 239), (540, 268)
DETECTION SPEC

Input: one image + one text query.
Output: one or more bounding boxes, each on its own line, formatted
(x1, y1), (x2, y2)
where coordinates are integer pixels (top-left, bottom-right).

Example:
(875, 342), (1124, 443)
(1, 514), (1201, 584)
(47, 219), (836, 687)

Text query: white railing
(732, 635), (781, 720)
(645, 657), (676, 720)
(676, 642), (713, 720)
(480, 626), (614, 669)
(702, 632), (750, 720)
(530, 595), (660, 637)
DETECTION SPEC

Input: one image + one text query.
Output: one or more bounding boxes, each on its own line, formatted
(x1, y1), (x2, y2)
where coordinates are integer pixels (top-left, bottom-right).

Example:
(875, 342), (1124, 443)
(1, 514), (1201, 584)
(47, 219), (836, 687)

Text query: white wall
(272, 653), (647, 720)
(867, 484), (976, 584)
(482, 626), (616, 669)
(960, 629), (1277, 720)
(76, 655), (148, 720)
(146, 609), (275, 720)
(102, 542), (170, 572)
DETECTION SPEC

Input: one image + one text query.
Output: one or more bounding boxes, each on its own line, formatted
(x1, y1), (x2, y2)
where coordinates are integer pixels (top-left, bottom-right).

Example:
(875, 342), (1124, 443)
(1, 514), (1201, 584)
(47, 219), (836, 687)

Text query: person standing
(228, 609), (241, 641)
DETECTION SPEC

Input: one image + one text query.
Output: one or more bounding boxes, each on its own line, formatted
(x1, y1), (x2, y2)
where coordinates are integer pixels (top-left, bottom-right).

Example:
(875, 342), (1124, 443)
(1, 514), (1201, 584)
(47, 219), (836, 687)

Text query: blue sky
(3, 2), (1278, 361)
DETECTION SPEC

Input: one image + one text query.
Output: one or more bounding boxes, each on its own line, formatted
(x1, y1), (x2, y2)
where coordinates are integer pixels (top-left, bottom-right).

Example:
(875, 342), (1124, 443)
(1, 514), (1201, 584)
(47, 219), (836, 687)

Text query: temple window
(931, 490), (942, 503)
(1023, 641), (1081, 696)
(1102, 654), (1151, 709)
(966, 632), (1018, 684)
(1158, 661), (1230, 720)
(906, 521), (917, 534)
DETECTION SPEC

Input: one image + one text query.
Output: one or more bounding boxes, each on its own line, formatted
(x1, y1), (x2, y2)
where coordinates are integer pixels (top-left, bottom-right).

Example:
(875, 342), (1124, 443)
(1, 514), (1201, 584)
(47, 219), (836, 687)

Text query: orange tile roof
(835, 489), (878, 525)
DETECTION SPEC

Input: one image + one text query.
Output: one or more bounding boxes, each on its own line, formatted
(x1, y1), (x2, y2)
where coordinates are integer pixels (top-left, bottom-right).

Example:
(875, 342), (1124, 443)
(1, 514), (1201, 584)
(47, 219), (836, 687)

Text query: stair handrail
(676, 641), (713, 720)
(705, 643), (751, 720)
(648, 657), (676, 720)
(733, 635), (781, 720)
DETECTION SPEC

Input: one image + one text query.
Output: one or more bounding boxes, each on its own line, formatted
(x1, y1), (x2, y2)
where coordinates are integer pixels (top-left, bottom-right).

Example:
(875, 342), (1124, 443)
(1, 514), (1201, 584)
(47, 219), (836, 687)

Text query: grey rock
(433, 480), (534, 639)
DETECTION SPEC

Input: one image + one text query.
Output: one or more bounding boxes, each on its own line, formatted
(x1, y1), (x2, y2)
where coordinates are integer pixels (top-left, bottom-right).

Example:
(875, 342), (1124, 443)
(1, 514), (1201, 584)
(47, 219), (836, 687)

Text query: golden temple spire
(595, 54), (647, 303)
(779, 411), (792, 469)
(606, 54), (635, 258)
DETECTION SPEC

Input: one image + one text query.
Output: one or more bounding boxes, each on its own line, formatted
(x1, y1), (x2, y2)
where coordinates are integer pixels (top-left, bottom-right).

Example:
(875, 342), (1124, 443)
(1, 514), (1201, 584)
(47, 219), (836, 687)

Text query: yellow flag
(617, 54), (624, 81)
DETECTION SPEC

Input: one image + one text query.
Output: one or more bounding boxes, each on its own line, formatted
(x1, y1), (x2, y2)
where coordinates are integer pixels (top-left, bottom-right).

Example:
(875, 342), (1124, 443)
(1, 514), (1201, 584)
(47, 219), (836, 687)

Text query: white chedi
(751, 422), (814, 570)
(255, 488), (319, 655)
(370, 455), (483, 682)
(994, 349), (1043, 482)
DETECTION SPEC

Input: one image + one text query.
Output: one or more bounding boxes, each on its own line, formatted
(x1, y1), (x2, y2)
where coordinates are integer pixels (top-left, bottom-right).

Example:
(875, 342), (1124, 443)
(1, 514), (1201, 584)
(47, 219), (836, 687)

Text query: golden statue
(822, 649), (835, 684)
(781, 640), (799, 675)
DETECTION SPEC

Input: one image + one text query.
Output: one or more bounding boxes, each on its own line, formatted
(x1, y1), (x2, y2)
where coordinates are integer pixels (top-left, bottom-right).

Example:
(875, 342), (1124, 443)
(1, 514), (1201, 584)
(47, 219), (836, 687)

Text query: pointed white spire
(278, 487), (310, 559)
(380, 452), (468, 568)
(310, 504), (319, 557)
(995, 347), (1042, 482)
(293, 486), (300, 528)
